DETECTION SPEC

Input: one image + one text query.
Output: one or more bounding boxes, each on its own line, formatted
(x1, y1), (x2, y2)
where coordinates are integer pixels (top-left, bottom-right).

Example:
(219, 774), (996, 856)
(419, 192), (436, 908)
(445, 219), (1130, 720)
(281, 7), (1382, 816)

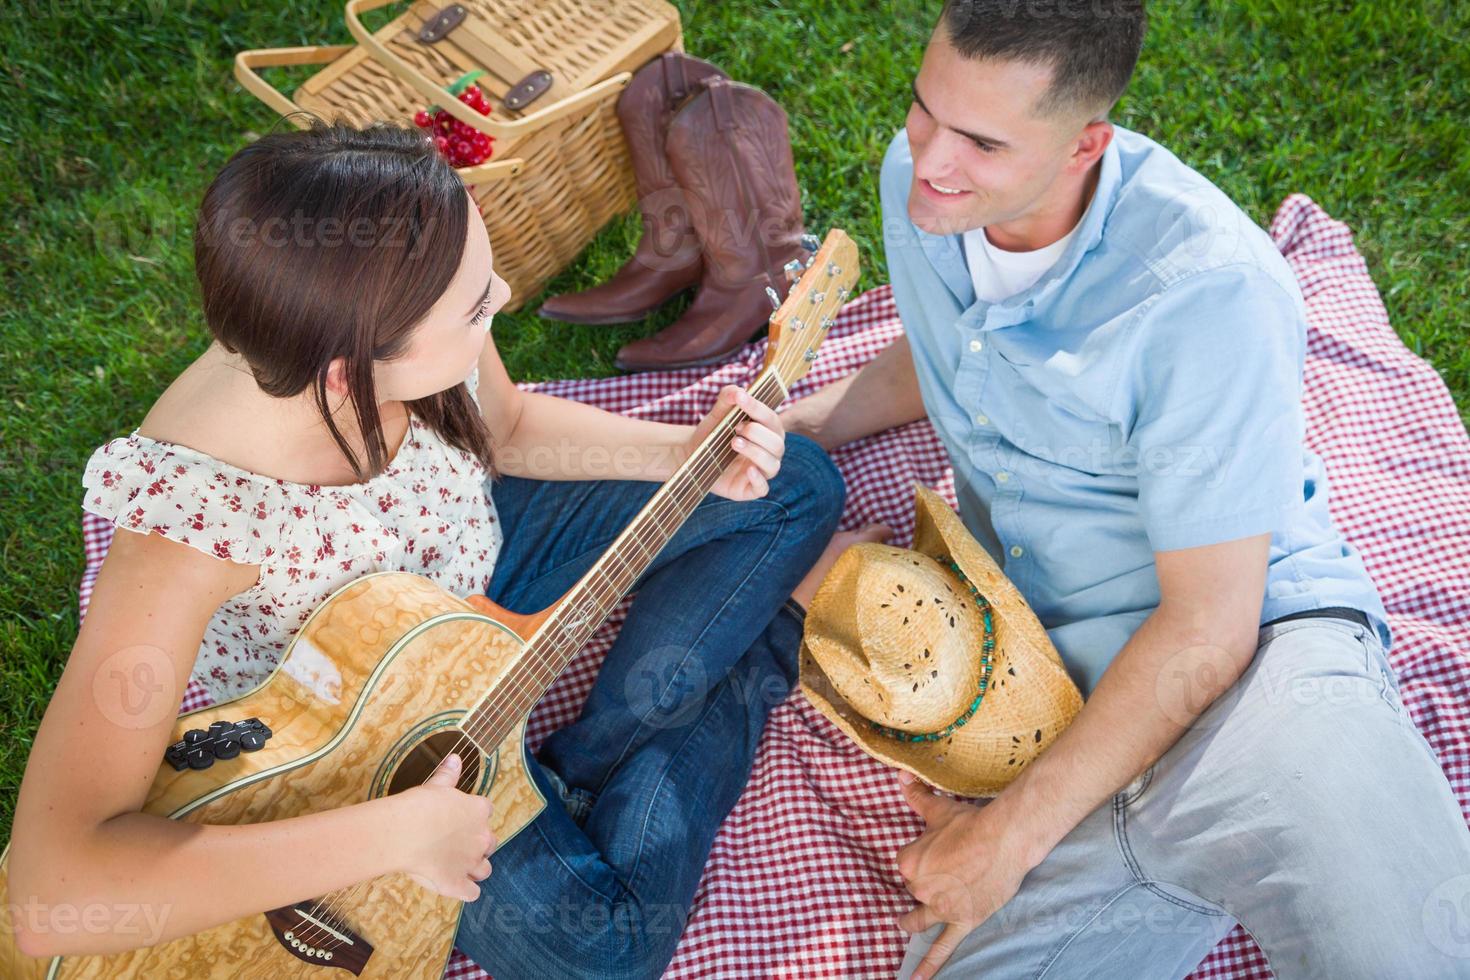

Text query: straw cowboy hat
(799, 483), (1084, 798)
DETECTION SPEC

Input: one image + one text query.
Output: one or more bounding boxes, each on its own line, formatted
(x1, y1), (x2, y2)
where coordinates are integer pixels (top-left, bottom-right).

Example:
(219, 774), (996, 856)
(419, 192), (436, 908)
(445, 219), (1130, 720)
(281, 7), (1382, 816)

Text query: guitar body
(1, 571), (550, 979)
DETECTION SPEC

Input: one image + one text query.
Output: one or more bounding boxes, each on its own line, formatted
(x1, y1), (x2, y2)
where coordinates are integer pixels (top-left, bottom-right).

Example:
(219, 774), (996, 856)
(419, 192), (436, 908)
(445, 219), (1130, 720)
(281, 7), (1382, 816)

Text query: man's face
(905, 28), (1086, 236)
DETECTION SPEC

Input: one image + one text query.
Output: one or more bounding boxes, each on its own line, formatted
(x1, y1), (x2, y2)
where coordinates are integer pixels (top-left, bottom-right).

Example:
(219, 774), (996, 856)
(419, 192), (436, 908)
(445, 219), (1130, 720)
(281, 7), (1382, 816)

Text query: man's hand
(893, 770), (1040, 980)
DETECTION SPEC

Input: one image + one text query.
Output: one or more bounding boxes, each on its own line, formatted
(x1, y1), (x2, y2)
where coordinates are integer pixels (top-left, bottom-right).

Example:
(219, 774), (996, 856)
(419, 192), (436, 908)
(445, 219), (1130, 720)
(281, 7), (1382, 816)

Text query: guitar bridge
(264, 900), (374, 974)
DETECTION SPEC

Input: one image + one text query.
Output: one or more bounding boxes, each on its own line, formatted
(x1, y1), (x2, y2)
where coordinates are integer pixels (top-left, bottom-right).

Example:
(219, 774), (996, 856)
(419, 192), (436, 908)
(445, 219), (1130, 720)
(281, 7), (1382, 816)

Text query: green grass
(1, 0), (1467, 841)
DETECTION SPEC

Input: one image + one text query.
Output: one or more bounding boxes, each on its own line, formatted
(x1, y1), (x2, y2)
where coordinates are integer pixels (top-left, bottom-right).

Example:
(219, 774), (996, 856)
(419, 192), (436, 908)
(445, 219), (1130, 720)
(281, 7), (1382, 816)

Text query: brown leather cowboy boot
(614, 78), (807, 372)
(536, 53), (728, 325)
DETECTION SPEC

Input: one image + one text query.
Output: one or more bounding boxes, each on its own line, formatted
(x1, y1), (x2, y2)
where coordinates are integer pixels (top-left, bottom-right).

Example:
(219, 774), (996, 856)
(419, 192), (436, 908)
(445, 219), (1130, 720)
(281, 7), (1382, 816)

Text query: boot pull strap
(662, 52), (694, 102)
(708, 79), (738, 131)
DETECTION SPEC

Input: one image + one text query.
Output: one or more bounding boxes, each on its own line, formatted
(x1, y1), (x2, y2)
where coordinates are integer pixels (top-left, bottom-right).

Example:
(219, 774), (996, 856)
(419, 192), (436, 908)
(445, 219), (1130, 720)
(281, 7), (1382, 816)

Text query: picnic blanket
(78, 195), (1470, 978)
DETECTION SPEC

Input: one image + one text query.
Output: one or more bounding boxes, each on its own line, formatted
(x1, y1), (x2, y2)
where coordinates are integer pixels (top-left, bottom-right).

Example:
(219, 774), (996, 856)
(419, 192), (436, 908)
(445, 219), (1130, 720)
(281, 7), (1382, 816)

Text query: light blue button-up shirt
(880, 125), (1390, 696)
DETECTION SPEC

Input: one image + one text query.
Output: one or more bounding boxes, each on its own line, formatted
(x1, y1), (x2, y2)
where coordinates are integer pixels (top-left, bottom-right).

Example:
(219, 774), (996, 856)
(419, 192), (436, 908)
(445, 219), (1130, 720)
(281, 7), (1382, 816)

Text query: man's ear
(1069, 119), (1113, 175)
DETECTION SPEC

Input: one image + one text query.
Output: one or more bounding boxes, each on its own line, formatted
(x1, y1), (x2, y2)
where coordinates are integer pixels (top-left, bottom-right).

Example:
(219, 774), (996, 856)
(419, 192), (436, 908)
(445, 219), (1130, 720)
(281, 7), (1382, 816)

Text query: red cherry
(413, 109), (433, 128)
(463, 84), (481, 103)
(471, 132), (490, 151)
(472, 94), (490, 113)
(433, 135), (450, 154)
(452, 138), (472, 157)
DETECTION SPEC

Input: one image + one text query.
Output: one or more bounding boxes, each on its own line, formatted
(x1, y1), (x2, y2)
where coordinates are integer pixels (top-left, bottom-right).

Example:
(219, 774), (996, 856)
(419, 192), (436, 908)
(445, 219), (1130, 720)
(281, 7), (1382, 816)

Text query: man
(781, 2), (1470, 977)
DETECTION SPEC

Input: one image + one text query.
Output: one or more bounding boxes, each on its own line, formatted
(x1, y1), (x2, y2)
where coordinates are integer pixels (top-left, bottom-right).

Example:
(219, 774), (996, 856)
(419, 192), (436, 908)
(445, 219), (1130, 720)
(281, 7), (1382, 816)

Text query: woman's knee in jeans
(769, 432), (846, 536)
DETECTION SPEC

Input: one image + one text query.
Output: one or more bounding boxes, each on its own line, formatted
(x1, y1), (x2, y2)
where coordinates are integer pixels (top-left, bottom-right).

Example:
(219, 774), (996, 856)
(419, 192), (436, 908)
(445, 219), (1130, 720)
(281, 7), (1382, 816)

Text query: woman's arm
(9, 529), (490, 957)
(494, 390), (693, 481)
(472, 329), (695, 483)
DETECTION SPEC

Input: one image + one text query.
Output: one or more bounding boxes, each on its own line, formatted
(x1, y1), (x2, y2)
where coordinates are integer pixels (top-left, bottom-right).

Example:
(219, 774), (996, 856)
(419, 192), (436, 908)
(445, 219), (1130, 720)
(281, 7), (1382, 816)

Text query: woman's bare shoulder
(134, 343), (252, 451)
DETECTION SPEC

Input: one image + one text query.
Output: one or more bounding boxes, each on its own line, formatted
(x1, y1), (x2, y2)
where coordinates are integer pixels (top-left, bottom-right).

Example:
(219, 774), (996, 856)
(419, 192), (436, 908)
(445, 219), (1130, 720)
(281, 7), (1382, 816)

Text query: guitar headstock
(761, 229), (860, 393)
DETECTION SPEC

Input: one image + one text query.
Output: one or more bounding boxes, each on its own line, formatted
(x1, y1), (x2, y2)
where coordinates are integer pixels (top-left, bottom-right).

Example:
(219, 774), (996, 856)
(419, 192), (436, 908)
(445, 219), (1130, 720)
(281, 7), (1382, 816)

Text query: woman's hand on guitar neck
(395, 754), (497, 902)
(688, 385), (786, 501)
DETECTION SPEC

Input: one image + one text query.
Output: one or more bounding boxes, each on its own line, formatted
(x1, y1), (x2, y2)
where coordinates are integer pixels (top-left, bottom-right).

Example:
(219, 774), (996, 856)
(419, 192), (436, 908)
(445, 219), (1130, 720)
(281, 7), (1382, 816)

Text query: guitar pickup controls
(164, 718), (272, 771)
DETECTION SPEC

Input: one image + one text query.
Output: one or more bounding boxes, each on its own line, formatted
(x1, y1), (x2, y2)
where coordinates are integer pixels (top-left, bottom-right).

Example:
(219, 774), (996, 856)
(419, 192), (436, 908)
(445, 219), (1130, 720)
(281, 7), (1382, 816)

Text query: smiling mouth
(922, 178), (970, 198)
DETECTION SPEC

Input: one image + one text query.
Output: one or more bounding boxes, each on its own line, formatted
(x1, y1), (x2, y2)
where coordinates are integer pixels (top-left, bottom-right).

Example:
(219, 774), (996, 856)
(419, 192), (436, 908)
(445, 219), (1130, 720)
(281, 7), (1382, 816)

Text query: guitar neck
(462, 366), (790, 745)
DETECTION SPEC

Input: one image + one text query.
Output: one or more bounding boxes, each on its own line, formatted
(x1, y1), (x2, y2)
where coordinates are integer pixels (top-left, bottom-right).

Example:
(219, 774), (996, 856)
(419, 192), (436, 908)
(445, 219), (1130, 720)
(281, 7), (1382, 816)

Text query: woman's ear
(324, 357), (351, 399)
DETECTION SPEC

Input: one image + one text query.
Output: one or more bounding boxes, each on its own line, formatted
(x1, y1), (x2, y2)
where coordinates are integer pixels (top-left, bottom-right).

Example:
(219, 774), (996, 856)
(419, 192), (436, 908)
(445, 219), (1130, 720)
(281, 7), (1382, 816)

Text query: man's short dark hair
(940, 0), (1147, 119)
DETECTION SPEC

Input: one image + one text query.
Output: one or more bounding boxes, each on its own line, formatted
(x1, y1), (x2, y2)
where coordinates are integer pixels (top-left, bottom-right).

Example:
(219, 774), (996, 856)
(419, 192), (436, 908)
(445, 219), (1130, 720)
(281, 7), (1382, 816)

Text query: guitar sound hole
(386, 731), (482, 796)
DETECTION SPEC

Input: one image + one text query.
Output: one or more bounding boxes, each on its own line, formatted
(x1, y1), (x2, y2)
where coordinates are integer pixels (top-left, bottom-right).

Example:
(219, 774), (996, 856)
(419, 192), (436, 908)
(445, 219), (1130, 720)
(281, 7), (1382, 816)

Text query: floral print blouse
(81, 367), (502, 702)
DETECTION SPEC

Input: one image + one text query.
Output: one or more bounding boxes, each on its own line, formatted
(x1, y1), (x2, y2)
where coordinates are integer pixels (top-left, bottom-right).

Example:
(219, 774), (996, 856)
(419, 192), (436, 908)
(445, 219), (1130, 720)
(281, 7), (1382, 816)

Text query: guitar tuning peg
(765, 285), (781, 310)
(783, 259), (804, 283)
(826, 262), (841, 278)
(800, 233), (820, 252)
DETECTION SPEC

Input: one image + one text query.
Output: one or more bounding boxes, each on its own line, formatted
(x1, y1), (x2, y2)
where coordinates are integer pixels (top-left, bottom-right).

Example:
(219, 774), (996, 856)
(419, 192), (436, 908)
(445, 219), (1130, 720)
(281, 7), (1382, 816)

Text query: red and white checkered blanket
(78, 195), (1470, 979)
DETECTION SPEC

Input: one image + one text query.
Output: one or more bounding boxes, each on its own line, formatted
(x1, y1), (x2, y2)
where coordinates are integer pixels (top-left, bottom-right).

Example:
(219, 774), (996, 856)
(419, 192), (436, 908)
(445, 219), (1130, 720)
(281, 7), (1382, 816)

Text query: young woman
(9, 120), (874, 978)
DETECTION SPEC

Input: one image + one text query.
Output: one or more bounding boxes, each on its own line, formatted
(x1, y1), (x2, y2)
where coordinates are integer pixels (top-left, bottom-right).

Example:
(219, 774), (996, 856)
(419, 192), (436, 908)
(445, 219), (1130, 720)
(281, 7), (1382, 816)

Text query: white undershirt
(962, 220), (1081, 305)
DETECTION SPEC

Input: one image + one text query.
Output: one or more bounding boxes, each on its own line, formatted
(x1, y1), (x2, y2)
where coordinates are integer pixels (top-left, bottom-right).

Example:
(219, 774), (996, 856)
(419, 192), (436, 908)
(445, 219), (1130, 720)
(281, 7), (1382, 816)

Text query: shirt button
(974, 413), (989, 426)
(969, 339), (983, 353)
(1009, 545), (1024, 558)
(995, 472), (1009, 483)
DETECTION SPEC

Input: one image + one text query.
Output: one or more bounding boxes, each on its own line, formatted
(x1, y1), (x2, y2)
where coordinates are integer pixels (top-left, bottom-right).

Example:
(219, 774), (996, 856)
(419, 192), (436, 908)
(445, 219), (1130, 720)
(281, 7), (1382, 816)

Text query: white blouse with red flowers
(81, 368), (502, 702)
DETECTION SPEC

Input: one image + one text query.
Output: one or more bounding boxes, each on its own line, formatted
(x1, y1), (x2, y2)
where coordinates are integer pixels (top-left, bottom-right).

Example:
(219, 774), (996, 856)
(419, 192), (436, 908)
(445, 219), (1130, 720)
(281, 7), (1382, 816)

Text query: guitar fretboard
(461, 368), (790, 747)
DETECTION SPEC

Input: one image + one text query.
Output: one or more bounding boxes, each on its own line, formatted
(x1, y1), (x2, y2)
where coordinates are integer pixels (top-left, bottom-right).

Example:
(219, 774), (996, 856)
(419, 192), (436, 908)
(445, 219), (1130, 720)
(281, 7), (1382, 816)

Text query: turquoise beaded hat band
(861, 560), (996, 744)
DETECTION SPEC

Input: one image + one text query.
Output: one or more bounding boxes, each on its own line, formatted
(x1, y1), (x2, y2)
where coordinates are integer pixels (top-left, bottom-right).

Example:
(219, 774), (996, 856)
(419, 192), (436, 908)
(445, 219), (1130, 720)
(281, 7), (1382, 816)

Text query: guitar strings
(302, 269), (840, 951)
(416, 262), (842, 802)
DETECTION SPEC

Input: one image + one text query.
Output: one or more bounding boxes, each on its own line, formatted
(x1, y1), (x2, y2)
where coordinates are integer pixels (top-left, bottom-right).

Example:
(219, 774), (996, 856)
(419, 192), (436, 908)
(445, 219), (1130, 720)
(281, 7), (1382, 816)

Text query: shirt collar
(917, 131), (1123, 314)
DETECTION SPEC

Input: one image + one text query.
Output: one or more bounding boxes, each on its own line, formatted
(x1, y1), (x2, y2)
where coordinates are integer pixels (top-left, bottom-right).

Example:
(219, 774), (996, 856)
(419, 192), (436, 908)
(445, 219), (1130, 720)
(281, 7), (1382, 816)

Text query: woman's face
(374, 192), (510, 403)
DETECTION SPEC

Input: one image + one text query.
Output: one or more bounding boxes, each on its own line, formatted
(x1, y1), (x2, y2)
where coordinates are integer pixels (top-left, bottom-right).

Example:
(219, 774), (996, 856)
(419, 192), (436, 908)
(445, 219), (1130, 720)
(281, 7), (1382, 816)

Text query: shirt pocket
(983, 364), (1122, 477)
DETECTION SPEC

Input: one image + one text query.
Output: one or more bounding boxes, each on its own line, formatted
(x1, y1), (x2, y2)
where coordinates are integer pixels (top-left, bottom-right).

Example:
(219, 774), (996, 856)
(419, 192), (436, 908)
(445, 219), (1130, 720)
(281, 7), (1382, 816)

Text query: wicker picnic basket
(234, 0), (683, 310)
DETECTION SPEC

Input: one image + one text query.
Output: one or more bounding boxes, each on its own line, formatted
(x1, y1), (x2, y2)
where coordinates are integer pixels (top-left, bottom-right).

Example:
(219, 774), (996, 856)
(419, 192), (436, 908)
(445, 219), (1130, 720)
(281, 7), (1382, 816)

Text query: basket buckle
(418, 4), (467, 44)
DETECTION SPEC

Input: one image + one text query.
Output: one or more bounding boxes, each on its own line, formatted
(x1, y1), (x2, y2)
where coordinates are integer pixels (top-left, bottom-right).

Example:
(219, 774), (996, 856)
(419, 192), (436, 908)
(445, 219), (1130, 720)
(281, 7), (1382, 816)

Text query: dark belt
(1262, 605), (1372, 631)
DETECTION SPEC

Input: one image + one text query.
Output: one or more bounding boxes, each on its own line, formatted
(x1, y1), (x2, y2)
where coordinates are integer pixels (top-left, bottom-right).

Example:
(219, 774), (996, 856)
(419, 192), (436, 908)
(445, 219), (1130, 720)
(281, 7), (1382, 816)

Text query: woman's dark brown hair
(193, 116), (495, 482)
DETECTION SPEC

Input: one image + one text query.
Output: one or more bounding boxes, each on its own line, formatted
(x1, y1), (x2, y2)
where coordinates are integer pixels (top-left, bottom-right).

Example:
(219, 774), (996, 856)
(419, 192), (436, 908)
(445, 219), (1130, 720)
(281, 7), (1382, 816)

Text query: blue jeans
(453, 433), (845, 979)
(898, 617), (1470, 979)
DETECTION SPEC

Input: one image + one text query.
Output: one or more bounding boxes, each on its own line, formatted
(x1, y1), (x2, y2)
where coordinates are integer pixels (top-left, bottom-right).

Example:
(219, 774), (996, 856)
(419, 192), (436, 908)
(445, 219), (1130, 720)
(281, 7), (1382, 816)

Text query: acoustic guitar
(0, 230), (859, 978)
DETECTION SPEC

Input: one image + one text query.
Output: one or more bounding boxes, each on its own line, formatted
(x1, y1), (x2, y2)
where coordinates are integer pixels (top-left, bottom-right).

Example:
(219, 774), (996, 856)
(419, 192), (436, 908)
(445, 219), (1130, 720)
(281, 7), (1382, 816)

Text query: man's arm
(896, 531), (1270, 979)
(992, 531), (1270, 862)
(781, 333), (929, 451)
